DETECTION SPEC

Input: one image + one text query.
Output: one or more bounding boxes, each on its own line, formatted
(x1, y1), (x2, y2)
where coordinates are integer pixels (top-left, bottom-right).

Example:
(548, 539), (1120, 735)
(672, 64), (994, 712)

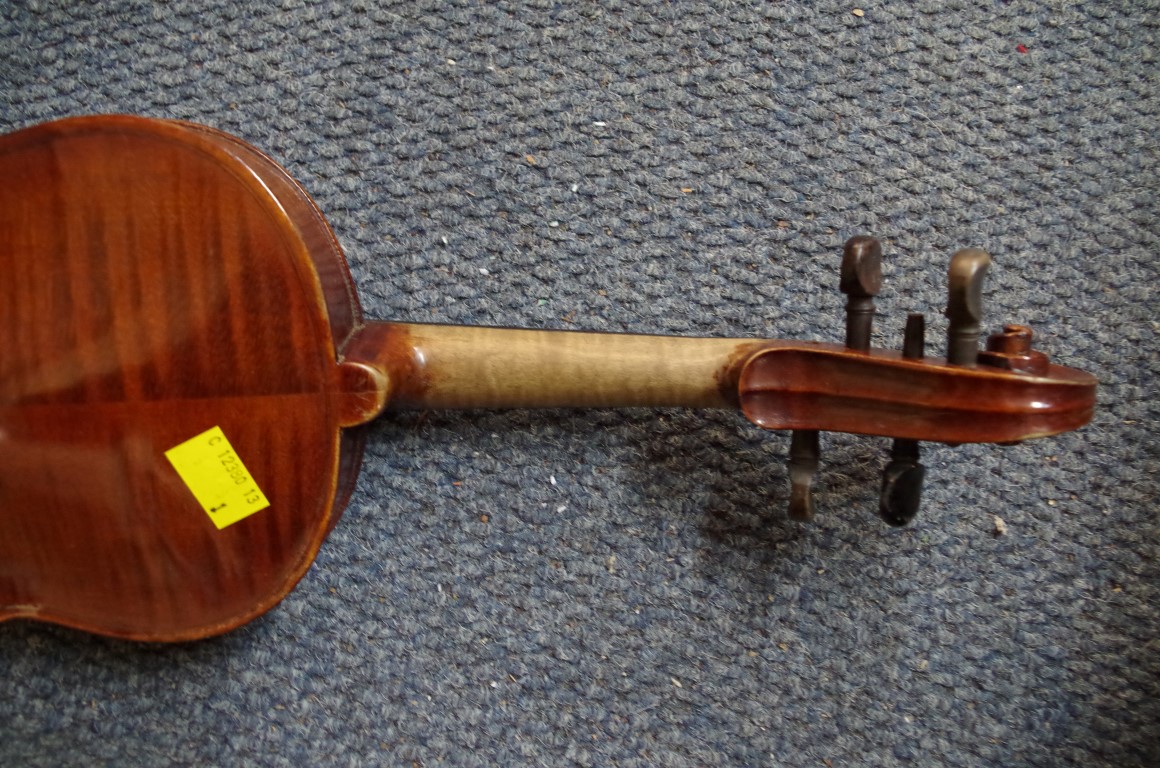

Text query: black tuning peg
(785, 235), (885, 521)
(840, 235), (883, 352)
(880, 313), (927, 526)
(882, 246), (992, 526)
(946, 248), (992, 366)
(880, 441), (926, 526)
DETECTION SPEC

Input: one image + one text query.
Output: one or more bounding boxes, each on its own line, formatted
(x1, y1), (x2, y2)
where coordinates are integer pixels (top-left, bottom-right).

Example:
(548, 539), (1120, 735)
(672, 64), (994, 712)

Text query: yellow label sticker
(165, 426), (270, 530)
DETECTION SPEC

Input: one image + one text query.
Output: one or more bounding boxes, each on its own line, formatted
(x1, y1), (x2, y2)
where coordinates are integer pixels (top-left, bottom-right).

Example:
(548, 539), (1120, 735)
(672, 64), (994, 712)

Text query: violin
(0, 116), (1096, 641)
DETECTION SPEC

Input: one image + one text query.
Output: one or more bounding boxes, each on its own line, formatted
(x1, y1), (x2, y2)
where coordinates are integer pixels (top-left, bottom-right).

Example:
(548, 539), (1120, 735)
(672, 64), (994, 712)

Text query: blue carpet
(2, 2), (1157, 765)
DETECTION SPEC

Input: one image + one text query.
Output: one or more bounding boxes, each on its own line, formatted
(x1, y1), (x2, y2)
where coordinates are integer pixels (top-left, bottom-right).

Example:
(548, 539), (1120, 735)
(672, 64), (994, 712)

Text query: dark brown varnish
(0, 116), (1098, 641)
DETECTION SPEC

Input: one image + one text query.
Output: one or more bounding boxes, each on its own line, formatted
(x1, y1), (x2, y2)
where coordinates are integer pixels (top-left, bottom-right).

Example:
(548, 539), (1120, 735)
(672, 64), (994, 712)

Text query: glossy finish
(0, 116), (365, 640)
(0, 116), (1099, 641)
(738, 343), (1095, 443)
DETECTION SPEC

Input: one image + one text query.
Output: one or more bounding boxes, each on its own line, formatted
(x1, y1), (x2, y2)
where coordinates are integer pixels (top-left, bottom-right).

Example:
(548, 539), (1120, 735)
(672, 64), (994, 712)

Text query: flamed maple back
(0, 116), (366, 640)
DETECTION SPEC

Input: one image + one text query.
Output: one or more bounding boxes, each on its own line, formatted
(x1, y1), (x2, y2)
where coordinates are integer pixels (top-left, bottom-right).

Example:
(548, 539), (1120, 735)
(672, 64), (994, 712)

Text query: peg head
(787, 429), (820, 521)
(840, 235), (883, 351)
(879, 441), (925, 526)
(839, 235), (883, 299)
(945, 248), (992, 366)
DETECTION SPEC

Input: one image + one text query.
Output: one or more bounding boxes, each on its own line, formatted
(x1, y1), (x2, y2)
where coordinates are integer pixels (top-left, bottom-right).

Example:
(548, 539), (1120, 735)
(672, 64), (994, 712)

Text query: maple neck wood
(336, 321), (770, 418)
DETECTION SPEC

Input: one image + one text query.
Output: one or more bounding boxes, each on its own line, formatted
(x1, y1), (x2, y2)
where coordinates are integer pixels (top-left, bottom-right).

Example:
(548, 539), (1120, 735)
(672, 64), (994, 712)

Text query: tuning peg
(840, 235), (883, 351)
(900, 311), (925, 361)
(784, 236), (882, 521)
(787, 429), (819, 521)
(946, 248), (992, 366)
(880, 441), (926, 526)
(783, 236), (882, 521)
(881, 313), (927, 526)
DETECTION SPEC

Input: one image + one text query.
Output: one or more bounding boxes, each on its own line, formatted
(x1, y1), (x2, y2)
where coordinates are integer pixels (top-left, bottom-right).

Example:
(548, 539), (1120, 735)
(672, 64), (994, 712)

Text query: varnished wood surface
(0, 116), (362, 640)
(738, 344), (1096, 443)
(338, 323), (1095, 444)
(0, 116), (1098, 641)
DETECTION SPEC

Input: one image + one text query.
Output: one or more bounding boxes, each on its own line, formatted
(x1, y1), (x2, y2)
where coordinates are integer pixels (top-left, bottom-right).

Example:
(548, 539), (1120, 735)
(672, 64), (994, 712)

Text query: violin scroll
(745, 236), (1096, 525)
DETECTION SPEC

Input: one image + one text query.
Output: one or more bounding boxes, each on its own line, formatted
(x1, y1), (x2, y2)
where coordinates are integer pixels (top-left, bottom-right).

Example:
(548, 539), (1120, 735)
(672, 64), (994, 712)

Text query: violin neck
(339, 321), (770, 420)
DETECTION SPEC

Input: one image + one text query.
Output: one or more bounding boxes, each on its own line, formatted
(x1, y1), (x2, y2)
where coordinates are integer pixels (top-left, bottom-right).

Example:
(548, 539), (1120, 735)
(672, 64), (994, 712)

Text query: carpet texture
(2, 2), (1157, 766)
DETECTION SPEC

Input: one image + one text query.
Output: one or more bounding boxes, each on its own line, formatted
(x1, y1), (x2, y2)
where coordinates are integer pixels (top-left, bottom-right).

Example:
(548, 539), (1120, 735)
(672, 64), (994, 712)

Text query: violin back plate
(0, 116), (363, 640)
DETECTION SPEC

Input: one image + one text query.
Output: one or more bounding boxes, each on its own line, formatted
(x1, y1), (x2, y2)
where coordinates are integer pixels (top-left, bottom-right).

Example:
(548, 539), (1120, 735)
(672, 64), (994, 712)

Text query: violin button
(979, 324), (1051, 374)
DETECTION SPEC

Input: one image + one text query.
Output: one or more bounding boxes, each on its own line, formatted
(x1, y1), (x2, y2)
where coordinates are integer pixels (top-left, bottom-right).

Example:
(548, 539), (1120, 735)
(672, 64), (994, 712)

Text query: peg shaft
(880, 313), (927, 525)
(787, 429), (820, 521)
(902, 313), (925, 360)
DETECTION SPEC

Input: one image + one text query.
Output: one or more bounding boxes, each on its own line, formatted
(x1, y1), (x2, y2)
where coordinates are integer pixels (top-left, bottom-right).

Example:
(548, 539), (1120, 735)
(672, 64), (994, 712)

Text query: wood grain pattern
(738, 344), (1096, 442)
(0, 116), (360, 640)
(0, 116), (1098, 641)
(343, 322), (767, 411)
